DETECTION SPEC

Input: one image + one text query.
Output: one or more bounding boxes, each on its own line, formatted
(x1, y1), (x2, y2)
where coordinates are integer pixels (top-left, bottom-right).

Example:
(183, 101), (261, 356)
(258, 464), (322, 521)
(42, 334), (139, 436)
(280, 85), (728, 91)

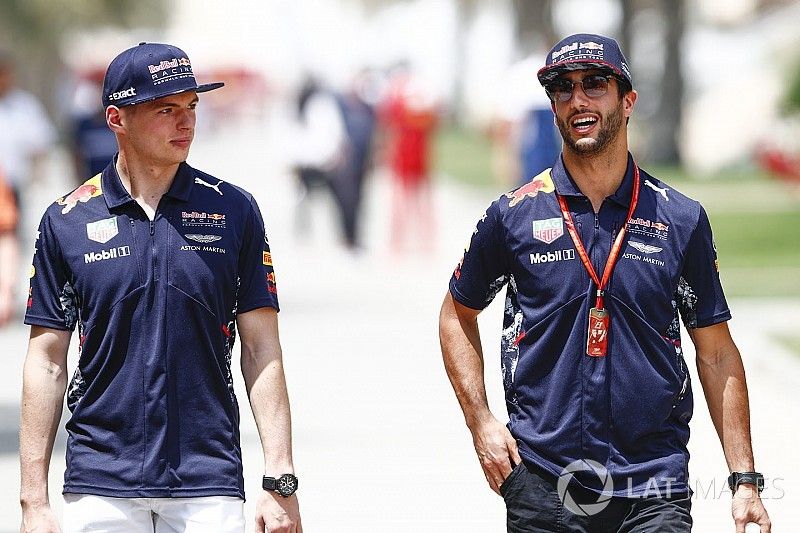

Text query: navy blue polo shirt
(450, 154), (730, 497)
(25, 159), (279, 498)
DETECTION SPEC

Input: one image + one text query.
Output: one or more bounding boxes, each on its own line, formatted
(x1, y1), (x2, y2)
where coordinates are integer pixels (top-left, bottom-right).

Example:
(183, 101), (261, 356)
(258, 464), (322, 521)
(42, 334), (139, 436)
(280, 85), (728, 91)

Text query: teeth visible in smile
(572, 117), (597, 127)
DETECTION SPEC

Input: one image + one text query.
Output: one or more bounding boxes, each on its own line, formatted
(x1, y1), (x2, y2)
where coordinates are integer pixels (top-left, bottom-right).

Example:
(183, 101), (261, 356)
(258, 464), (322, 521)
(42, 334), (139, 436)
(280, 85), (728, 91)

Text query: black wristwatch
(727, 471), (764, 494)
(262, 474), (298, 497)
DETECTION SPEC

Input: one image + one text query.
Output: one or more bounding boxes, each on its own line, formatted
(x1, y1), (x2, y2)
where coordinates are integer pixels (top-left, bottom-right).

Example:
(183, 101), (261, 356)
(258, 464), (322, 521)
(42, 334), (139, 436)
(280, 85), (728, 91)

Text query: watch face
(277, 474), (298, 497)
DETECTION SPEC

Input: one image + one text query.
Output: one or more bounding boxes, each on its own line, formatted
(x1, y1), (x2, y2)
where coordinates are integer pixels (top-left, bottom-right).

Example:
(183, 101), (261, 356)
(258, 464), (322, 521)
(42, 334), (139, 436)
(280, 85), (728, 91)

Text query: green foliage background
(786, 58), (800, 113)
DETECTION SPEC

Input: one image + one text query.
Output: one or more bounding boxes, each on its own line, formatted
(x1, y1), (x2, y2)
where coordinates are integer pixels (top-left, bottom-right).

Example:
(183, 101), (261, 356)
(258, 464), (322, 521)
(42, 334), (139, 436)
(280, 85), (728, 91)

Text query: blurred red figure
(0, 168), (18, 327)
(381, 65), (439, 253)
(756, 145), (800, 185)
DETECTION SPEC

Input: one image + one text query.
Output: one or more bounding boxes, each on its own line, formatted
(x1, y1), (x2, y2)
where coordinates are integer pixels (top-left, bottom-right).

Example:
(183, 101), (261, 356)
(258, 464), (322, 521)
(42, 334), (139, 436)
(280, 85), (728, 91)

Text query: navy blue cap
(102, 42), (224, 108)
(537, 33), (632, 88)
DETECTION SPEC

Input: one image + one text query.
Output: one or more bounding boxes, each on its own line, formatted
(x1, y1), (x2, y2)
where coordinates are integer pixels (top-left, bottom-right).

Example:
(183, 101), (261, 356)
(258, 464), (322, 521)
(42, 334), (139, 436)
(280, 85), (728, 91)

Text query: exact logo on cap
(107, 87), (136, 102)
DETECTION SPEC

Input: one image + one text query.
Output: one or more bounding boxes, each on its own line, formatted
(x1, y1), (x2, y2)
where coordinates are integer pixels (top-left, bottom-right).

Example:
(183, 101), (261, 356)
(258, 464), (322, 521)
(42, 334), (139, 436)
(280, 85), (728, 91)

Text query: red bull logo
(651, 222), (669, 232)
(182, 210), (226, 228)
(263, 252), (272, 266)
(506, 170), (555, 207)
(627, 217), (670, 240)
(148, 57), (192, 74)
(58, 175), (102, 214)
(454, 253), (464, 280)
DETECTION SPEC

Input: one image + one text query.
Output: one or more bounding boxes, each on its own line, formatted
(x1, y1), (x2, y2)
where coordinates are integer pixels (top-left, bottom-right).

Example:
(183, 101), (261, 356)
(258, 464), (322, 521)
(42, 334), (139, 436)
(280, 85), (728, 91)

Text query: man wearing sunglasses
(440, 33), (771, 532)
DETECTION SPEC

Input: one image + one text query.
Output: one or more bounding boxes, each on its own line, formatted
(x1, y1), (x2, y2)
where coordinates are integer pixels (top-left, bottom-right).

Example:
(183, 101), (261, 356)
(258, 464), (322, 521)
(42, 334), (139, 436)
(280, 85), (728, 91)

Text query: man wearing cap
(439, 33), (771, 532)
(19, 43), (301, 532)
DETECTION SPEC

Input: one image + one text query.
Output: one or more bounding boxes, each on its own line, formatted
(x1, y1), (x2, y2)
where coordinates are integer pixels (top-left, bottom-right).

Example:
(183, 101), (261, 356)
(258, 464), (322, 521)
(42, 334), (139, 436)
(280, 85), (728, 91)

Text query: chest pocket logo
(532, 217), (564, 244)
(86, 217), (119, 244)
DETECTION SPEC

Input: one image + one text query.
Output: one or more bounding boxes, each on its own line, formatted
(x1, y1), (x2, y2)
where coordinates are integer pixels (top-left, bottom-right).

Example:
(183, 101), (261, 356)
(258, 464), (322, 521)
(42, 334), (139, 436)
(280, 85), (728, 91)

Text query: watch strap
(262, 476), (277, 491)
(727, 471), (764, 493)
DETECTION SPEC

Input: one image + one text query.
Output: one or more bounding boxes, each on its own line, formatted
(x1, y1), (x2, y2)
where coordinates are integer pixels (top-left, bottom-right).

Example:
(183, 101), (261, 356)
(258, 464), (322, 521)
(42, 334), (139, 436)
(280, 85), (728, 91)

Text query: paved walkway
(1, 127), (797, 531)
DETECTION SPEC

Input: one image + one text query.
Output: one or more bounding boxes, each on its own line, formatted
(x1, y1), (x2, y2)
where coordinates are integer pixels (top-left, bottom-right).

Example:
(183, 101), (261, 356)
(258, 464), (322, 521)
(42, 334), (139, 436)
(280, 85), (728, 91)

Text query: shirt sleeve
(237, 196), (279, 314)
(24, 210), (78, 331)
(449, 200), (510, 310)
(677, 204), (731, 329)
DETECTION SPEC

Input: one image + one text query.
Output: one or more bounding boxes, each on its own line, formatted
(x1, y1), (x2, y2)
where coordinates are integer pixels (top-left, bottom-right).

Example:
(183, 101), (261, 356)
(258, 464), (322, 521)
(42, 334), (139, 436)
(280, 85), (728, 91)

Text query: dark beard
(556, 102), (624, 156)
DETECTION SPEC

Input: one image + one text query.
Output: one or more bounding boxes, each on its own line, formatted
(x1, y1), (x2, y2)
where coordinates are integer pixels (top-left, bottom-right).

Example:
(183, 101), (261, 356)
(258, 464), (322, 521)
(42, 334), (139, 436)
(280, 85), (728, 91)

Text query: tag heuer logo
(532, 217), (564, 244)
(86, 217), (119, 244)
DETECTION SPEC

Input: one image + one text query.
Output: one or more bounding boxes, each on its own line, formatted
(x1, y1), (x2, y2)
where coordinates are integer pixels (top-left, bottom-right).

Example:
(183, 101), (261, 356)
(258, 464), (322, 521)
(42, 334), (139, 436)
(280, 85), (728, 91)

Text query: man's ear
(106, 106), (125, 134)
(623, 89), (638, 119)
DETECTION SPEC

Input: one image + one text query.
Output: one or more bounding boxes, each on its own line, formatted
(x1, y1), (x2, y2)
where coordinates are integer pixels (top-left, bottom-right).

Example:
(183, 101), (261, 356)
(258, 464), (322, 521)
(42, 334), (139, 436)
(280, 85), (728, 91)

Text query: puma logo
(644, 179), (669, 201)
(195, 177), (224, 195)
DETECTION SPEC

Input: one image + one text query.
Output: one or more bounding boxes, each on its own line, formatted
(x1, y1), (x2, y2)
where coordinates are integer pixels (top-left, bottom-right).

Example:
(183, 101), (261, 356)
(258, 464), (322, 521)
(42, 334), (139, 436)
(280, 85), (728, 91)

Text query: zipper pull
(149, 220), (155, 236)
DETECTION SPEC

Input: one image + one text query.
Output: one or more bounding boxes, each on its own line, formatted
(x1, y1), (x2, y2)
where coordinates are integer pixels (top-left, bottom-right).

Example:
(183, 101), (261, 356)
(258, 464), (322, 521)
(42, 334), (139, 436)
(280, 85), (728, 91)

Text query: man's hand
(732, 485), (771, 533)
(20, 503), (61, 533)
(20, 327), (70, 533)
(471, 415), (522, 495)
(255, 491), (302, 533)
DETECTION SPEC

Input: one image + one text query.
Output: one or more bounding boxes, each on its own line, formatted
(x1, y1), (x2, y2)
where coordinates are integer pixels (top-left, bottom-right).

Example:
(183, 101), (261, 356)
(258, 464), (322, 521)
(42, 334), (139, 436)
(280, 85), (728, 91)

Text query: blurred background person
(290, 75), (348, 243)
(68, 66), (118, 185)
(492, 53), (562, 187)
(333, 69), (379, 250)
(0, 51), (56, 218)
(380, 62), (440, 254)
(516, 90), (560, 186)
(0, 167), (18, 327)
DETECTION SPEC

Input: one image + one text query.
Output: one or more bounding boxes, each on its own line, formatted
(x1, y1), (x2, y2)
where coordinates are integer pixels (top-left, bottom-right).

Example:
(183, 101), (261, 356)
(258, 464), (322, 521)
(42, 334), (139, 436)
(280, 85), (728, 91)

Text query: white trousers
(63, 493), (245, 533)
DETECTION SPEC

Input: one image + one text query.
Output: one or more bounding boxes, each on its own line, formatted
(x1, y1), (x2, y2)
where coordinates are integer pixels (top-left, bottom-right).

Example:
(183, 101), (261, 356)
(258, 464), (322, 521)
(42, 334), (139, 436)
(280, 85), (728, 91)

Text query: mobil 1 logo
(530, 248), (575, 265)
(84, 246), (131, 264)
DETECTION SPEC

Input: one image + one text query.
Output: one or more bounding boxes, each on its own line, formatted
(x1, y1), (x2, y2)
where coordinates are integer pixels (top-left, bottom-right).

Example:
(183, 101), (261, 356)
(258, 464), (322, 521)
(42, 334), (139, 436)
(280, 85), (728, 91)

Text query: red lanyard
(556, 165), (640, 356)
(557, 165), (640, 309)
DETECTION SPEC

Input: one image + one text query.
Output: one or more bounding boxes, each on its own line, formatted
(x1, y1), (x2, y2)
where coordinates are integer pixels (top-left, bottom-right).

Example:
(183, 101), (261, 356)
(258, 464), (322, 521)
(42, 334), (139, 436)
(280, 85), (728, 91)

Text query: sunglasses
(544, 74), (622, 102)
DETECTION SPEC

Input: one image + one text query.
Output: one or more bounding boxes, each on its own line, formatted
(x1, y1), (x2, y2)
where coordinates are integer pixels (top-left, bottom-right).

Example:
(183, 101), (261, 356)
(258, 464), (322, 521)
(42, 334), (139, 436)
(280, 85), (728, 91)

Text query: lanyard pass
(587, 306), (609, 357)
